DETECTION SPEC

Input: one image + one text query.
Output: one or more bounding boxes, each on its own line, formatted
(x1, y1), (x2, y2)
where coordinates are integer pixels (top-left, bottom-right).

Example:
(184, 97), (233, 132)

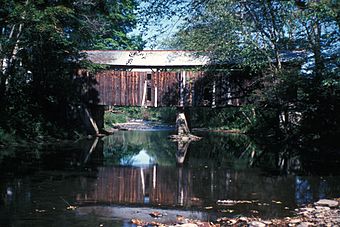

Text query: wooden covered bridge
(82, 50), (247, 108)
(79, 50), (249, 135)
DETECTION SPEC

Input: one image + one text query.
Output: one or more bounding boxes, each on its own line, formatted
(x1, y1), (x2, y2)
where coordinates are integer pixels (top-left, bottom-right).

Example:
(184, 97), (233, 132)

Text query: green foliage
(104, 112), (127, 128)
(138, 107), (177, 123)
(0, 0), (142, 141)
(77, 0), (145, 50)
(142, 0), (340, 140)
(188, 106), (255, 132)
(104, 107), (177, 127)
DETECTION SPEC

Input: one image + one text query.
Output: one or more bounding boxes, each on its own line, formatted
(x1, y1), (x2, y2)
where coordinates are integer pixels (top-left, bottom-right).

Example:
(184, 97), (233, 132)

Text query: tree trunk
(313, 22), (323, 77)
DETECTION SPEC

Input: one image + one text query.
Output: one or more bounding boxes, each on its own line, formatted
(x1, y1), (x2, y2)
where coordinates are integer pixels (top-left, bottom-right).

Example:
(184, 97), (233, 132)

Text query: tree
(72, 0), (145, 50)
(139, 0), (340, 140)
(0, 0), (143, 139)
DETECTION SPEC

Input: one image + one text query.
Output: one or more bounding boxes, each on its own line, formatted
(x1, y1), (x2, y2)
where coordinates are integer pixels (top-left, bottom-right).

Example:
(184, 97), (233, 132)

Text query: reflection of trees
(102, 132), (145, 165)
(101, 129), (340, 176)
(102, 131), (177, 166)
(188, 133), (262, 169)
(188, 132), (338, 176)
(144, 132), (177, 166)
(294, 176), (340, 205)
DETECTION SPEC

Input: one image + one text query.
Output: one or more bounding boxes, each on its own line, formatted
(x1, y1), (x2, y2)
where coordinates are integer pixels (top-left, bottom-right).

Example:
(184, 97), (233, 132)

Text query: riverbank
(109, 120), (175, 131)
(214, 199), (340, 226)
(123, 198), (340, 226)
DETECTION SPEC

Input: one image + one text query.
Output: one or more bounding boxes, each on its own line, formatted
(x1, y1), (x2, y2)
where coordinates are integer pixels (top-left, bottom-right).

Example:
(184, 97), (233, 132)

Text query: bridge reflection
(76, 165), (202, 207)
(72, 131), (340, 217)
(74, 161), (340, 219)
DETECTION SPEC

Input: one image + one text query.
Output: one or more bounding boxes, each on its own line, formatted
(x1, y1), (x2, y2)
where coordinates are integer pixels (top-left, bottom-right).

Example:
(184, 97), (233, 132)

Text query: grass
(104, 111), (128, 129)
(103, 107), (177, 129)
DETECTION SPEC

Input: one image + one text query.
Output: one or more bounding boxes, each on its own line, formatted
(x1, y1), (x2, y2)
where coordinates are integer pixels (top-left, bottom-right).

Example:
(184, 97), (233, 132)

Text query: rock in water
(297, 222), (314, 227)
(314, 199), (339, 208)
(249, 221), (266, 227)
(177, 224), (198, 227)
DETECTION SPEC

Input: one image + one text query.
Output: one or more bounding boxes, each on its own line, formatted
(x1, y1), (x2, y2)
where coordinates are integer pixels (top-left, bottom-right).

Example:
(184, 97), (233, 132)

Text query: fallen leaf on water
(35, 209), (46, 213)
(289, 218), (302, 224)
(216, 217), (228, 222)
(240, 200), (252, 204)
(66, 206), (77, 210)
(257, 202), (270, 206)
(131, 219), (144, 226)
(150, 221), (166, 226)
(239, 217), (248, 222)
(217, 200), (253, 205)
(220, 209), (234, 213)
(149, 211), (162, 218)
(227, 219), (238, 225)
(176, 215), (184, 222)
(198, 221), (215, 227)
(272, 200), (282, 204)
(217, 200), (235, 205)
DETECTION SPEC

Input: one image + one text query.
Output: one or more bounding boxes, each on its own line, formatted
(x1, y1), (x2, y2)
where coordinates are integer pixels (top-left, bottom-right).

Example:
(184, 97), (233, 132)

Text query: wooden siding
(90, 70), (245, 107)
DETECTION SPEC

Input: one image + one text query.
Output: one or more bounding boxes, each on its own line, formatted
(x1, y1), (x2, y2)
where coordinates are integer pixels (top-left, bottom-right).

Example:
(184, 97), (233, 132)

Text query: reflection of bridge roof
(83, 50), (209, 68)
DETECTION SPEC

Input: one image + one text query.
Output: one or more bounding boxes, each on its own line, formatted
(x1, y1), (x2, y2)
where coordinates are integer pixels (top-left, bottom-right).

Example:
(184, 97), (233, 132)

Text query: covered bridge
(82, 50), (247, 108)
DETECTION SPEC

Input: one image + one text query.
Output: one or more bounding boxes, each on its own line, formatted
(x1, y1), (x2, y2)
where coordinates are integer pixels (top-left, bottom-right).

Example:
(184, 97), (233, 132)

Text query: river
(0, 130), (340, 226)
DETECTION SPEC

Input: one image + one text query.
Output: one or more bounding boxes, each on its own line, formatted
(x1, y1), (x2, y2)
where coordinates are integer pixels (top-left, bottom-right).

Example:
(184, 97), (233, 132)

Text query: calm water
(1, 130), (340, 226)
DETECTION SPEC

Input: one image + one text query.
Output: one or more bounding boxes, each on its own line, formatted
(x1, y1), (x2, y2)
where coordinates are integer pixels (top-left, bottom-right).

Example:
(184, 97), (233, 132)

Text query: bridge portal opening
(147, 73), (152, 80)
(147, 87), (152, 101)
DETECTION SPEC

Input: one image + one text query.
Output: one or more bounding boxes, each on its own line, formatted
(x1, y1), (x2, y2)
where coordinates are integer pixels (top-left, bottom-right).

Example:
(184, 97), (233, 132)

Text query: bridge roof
(83, 50), (309, 69)
(83, 50), (209, 68)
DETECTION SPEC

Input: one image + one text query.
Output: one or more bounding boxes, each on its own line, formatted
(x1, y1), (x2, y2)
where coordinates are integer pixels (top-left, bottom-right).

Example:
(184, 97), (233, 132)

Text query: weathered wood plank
(90, 70), (246, 107)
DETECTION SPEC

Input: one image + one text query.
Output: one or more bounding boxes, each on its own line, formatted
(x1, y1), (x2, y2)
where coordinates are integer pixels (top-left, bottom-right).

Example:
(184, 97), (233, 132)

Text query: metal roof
(83, 50), (209, 68)
(83, 50), (309, 69)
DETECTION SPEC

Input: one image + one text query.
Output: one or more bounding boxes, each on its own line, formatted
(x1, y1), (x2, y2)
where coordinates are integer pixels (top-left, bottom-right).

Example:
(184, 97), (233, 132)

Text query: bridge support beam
(179, 71), (186, 107)
(80, 105), (105, 136)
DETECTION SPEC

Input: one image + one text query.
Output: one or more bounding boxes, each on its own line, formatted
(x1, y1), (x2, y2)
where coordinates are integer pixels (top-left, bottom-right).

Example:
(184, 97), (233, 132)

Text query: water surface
(1, 130), (340, 226)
